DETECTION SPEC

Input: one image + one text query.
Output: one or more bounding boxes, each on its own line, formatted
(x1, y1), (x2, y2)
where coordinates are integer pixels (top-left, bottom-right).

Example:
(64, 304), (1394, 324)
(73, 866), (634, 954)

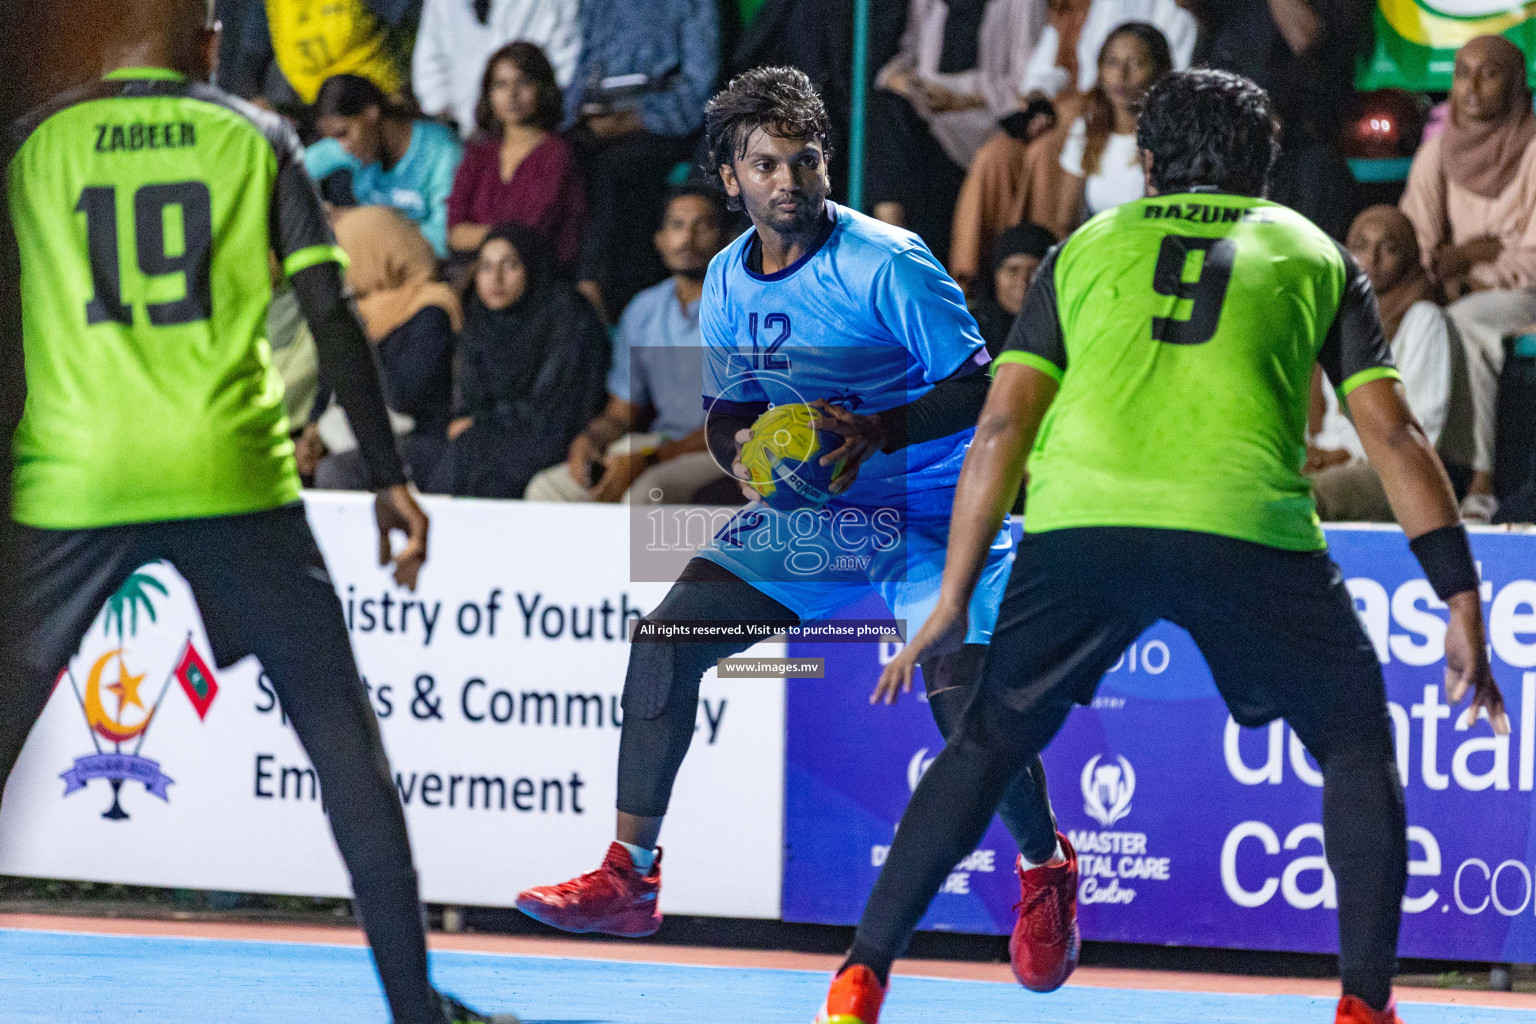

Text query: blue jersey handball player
(515, 66), (1081, 1008)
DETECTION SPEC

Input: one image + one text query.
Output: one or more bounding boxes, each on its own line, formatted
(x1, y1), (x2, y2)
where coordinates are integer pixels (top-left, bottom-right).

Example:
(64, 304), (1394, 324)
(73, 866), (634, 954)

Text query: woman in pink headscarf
(1400, 34), (1536, 521)
(1309, 206), (1474, 521)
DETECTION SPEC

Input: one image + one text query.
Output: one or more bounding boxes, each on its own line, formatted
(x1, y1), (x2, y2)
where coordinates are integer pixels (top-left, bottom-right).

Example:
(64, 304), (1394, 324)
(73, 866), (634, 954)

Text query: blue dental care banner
(782, 525), (1536, 961)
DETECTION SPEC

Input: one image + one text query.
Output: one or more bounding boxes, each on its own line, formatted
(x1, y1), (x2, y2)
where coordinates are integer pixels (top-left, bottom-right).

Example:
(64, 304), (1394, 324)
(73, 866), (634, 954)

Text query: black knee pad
(622, 632), (717, 719)
(621, 559), (796, 719)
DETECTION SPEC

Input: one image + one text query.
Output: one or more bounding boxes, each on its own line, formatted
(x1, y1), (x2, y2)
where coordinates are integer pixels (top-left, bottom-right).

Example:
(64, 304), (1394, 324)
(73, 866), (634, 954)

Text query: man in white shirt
(414, 0), (581, 135)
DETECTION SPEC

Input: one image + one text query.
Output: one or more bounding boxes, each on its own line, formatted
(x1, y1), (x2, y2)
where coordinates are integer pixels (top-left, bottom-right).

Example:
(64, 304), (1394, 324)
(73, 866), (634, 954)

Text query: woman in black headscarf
(429, 224), (610, 498)
(969, 221), (1056, 355)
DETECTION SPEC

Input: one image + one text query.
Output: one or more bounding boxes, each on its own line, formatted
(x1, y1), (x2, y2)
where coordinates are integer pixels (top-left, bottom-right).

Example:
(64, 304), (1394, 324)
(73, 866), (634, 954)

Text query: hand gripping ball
(739, 403), (847, 511)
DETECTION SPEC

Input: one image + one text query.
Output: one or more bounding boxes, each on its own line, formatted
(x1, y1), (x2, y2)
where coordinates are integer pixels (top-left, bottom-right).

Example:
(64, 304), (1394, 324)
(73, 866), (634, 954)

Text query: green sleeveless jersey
(6, 69), (346, 529)
(997, 194), (1398, 552)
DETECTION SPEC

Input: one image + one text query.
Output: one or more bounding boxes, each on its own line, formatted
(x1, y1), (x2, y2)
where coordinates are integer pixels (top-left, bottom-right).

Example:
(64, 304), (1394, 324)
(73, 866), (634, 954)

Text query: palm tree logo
(102, 570), (168, 642)
(60, 566), (214, 821)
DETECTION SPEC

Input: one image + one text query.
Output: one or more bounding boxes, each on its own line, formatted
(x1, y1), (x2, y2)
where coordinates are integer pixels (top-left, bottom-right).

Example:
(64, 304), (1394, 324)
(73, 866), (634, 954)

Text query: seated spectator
(1196, 0), (1369, 239)
(1400, 34), (1536, 522)
(414, 0), (582, 134)
(429, 225), (610, 497)
(448, 42), (585, 272)
(311, 207), (462, 490)
(865, 0), (1046, 258)
(526, 187), (732, 504)
(949, 0), (1192, 286)
(950, 119), (1069, 290)
(1309, 206), (1471, 521)
(969, 222), (1056, 353)
(307, 75), (464, 257)
(1053, 22), (1170, 231)
(565, 0), (719, 321)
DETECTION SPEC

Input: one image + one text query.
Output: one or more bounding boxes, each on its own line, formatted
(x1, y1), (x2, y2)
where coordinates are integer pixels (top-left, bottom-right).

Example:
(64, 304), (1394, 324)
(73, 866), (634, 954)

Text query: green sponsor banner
(1358, 0), (1536, 92)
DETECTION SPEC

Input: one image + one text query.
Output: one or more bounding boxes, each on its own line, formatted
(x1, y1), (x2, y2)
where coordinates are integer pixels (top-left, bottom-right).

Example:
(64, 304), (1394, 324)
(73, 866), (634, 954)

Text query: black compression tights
(615, 560), (1059, 867)
(0, 535), (441, 1024)
(920, 644), (1058, 865)
(846, 693), (1407, 1009)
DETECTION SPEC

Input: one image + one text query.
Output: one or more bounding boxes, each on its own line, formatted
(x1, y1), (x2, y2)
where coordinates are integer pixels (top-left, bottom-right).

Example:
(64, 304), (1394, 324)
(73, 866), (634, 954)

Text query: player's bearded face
(726, 130), (831, 235)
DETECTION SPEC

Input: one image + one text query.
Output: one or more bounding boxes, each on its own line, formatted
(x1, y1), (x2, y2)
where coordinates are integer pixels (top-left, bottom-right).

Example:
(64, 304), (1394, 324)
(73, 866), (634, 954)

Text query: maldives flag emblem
(174, 641), (218, 720)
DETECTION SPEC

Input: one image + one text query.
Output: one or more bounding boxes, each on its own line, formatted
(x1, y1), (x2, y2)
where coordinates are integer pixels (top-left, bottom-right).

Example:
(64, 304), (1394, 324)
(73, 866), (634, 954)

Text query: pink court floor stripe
(1, 912), (1532, 1012)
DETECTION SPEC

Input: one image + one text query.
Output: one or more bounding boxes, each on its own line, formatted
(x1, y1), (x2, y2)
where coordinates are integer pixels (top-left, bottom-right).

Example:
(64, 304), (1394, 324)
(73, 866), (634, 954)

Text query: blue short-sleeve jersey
(701, 201), (987, 511)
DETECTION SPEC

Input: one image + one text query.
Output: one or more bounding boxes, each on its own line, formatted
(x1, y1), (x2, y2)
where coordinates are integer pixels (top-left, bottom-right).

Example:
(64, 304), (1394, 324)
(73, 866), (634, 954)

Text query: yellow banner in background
(1363, 0), (1536, 91)
(1380, 0), (1536, 47)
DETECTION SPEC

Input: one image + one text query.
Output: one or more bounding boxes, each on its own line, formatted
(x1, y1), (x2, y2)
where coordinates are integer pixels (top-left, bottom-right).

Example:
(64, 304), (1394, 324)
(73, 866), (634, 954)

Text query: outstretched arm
(269, 112), (427, 588)
(872, 245), (1069, 702)
(936, 363), (1055, 609)
(290, 260), (429, 590)
(1326, 241), (1505, 732)
(872, 363), (1057, 703)
(1348, 378), (1457, 536)
(1348, 378), (1507, 732)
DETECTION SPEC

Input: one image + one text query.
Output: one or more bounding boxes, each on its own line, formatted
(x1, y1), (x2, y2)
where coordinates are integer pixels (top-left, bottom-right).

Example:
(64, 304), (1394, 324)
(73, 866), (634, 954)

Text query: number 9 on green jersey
(995, 194), (1398, 553)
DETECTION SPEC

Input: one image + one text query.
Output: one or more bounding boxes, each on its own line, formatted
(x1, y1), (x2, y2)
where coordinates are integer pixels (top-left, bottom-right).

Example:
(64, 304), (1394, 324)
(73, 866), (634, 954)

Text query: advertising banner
(0, 496), (785, 919)
(1359, 1), (1536, 92)
(784, 526), (1536, 962)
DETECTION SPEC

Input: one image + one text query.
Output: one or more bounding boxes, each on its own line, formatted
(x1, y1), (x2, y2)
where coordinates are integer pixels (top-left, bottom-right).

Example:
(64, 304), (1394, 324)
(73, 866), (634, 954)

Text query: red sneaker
(813, 965), (886, 1024)
(1009, 831), (1080, 992)
(515, 842), (662, 937)
(1335, 995), (1404, 1024)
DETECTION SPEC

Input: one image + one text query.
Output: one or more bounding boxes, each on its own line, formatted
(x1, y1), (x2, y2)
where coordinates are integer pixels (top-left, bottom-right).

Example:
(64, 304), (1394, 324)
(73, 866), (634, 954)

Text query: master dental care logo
(1072, 752), (1171, 905)
(57, 571), (219, 820)
(1082, 754), (1135, 827)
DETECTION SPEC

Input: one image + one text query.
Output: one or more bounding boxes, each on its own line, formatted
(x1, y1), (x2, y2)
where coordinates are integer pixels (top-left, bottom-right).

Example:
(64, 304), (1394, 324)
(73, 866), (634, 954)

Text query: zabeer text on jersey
(1142, 201), (1274, 225)
(93, 120), (196, 154)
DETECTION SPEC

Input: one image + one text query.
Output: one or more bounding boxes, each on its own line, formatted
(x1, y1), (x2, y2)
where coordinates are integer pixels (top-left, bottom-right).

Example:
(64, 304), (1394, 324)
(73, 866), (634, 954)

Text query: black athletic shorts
(978, 526), (1386, 752)
(1, 503), (334, 685)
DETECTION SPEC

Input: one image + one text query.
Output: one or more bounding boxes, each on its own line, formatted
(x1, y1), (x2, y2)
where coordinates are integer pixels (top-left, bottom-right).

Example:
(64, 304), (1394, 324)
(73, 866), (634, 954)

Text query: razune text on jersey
(1142, 202), (1273, 225)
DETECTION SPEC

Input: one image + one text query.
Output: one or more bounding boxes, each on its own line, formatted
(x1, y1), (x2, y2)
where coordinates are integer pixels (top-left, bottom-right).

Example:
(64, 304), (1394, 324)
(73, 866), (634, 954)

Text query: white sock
(1020, 840), (1064, 870)
(618, 840), (657, 874)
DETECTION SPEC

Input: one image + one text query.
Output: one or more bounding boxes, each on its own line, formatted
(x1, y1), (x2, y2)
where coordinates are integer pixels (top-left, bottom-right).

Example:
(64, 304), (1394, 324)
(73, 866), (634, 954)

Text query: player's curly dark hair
(1135, 69), (1279, 197)
(704, 66), (833, 175)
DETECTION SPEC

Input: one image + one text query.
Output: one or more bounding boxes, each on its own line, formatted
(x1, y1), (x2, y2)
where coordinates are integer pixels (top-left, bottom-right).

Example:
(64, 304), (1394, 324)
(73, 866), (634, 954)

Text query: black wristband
(1408, 524), (1480, 601)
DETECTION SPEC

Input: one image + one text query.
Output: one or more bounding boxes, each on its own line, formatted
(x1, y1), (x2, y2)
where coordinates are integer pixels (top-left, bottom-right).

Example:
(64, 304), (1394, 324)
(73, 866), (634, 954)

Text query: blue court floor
(0, 927), (1527, 1024)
